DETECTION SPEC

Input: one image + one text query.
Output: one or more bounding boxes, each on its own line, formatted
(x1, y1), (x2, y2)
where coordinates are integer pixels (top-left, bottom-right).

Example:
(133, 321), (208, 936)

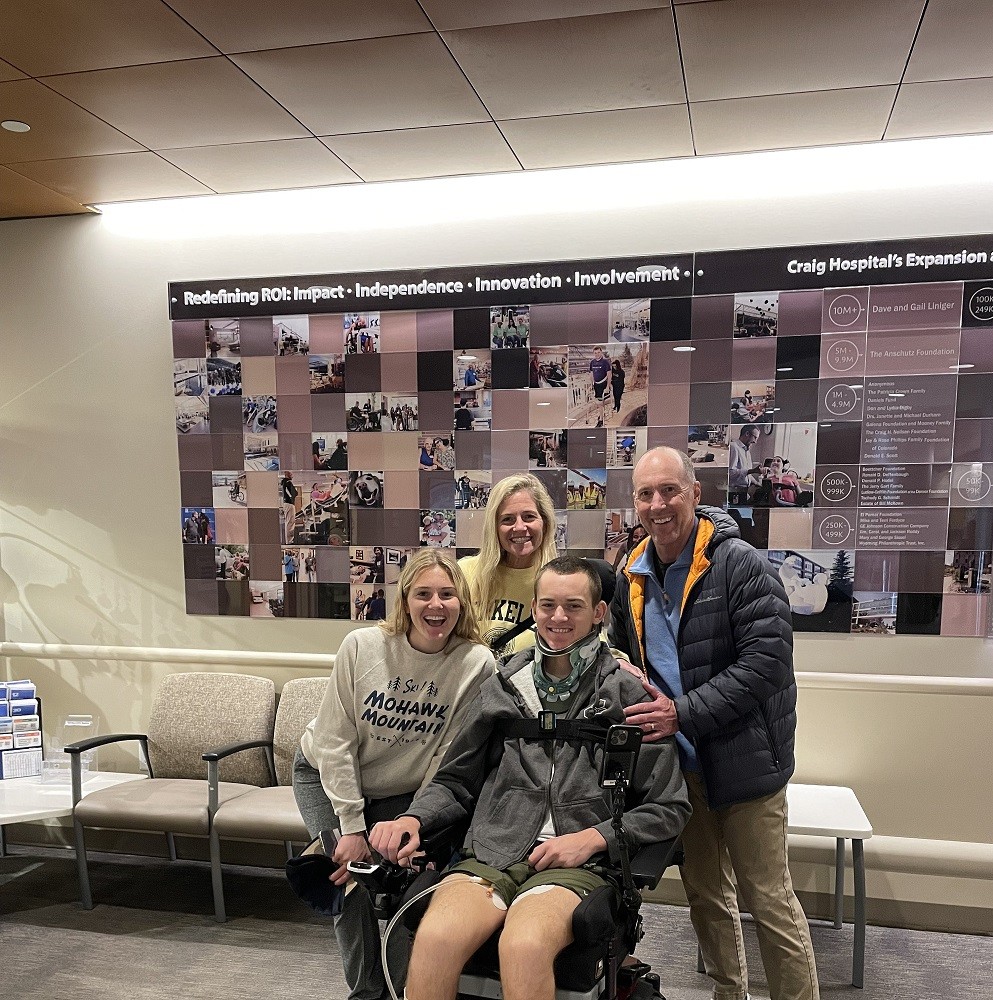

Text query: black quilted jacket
(609, 506), (797, 809)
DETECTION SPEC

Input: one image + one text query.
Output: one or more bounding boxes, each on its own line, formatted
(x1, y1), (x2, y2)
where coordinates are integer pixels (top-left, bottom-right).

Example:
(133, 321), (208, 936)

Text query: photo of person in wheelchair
(370, 555), (691, 1000)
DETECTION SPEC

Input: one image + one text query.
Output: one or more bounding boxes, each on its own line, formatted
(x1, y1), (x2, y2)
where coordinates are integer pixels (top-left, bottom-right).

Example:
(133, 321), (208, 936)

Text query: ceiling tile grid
(0, 1), (989, 219)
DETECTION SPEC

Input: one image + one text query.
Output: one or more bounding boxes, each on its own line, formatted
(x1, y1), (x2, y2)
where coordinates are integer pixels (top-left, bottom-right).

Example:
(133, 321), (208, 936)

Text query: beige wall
(1, 165), (991, 928)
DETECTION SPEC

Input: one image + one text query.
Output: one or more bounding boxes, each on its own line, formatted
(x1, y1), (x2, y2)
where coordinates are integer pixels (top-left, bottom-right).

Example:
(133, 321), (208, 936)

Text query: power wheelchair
(349, 720), (682, 1000)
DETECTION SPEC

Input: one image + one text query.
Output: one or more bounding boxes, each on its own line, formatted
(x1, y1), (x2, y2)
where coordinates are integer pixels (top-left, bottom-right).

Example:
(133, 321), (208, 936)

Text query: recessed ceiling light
(536, 401), (550, 406)
(949, 363), (974, 370)
(776, 367), (793, 372)
(888, 392), (905, 397)
(847, 384), (861, 389)
(672, 345), (695, 352)
(1, 120), (30, 133)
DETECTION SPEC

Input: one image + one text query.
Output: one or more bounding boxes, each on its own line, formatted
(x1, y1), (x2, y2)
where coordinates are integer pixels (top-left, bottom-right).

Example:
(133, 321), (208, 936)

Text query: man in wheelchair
(370, 555), (691, 1000)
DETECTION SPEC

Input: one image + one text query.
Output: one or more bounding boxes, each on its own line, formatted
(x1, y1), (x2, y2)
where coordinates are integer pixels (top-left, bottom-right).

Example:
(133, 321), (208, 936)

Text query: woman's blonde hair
(380, 549), (482, 645)
(469, 474), (558, 626)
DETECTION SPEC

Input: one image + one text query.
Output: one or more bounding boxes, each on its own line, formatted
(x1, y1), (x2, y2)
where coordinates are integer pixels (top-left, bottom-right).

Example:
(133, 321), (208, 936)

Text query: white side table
(787, 783), (873, 988)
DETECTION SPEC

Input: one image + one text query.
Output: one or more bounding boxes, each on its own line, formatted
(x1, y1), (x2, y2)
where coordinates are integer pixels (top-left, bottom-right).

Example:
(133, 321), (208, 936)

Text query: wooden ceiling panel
(678, 0), (924, 102)
(0, 4), (987, 219)
(7, 151), (214, 204)
(0, 163), (90, 218)
(159, 138), (360, 193)
(443, 9), (684, 119)
(0, 58), (27, 82)
(165, 0), (432, 54)
(323, 123), (521, 182)
(0, 79), (144, 164)
(691, 86), (896, 156)
(419, 1), (671, 30)
(0, 0), (216, 76)
(231, 34), (488, 135)
(904, 0), (993, 83)
(887, 78), (993, 139)
(500, 104), (693, 168)
(43, 58), (311, 150)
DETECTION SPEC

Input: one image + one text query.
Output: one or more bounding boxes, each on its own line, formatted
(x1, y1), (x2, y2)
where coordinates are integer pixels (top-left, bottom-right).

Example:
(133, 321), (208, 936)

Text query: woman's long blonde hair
(468, 474), (558, 627)
(381, 549), (482, 645)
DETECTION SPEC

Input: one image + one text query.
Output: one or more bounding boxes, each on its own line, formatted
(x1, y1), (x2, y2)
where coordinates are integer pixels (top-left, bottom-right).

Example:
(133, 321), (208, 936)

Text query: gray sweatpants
(292, 750), (413, 1000)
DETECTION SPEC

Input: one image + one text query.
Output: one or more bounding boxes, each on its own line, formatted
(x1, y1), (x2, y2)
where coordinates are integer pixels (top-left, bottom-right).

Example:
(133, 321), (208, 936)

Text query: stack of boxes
(0, 679), (43, 778)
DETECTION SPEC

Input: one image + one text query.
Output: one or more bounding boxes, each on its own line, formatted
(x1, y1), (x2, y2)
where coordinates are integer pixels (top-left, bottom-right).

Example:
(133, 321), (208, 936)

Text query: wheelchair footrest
(458, 971), (603, 1000)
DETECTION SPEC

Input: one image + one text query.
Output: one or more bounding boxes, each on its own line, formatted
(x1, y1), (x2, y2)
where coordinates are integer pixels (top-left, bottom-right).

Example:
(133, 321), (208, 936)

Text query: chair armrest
(630, 836), (683, 890)
(65, 733), (152, 805)
(203, 740), (277, 811)
(202, 738), (273, 762)
(64, 733), (147, 754)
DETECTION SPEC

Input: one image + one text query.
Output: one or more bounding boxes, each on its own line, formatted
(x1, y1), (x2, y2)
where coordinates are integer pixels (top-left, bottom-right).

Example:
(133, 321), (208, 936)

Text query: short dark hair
(535, 555), (602, 604)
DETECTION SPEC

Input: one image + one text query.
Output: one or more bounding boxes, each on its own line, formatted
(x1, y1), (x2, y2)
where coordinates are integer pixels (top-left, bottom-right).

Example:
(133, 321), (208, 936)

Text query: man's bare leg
(498, 886), (580, 1000)
(405, 875), (507, 1000)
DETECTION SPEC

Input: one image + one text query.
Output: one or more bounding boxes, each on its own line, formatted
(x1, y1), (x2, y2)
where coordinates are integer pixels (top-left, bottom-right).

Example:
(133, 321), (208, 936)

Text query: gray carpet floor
(1, 848), (990, 1000)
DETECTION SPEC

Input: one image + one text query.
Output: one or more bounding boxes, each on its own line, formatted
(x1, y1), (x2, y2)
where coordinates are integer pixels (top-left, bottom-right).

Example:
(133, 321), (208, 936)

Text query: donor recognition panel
(170, 237), (993, 637)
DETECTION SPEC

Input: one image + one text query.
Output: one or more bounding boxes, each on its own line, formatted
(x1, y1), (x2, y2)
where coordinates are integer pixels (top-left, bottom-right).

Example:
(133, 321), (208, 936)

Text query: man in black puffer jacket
(610, 446), (818, 1000)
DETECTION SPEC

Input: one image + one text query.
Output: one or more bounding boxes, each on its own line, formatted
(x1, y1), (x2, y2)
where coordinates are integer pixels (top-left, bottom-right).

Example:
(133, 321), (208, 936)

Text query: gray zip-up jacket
(405, 645), (690, 870)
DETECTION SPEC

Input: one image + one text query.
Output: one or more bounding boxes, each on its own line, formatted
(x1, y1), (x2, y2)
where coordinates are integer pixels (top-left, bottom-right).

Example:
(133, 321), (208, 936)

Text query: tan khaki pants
(681, 771), (819, 1000)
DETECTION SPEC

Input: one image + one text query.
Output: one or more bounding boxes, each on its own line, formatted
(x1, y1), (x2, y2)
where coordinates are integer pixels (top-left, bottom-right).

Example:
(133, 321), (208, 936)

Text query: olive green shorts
(447, 856), (613, 908)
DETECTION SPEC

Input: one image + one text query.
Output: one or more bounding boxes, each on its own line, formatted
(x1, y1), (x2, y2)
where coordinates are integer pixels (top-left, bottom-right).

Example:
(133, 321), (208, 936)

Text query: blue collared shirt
(629, 522), (699, 771)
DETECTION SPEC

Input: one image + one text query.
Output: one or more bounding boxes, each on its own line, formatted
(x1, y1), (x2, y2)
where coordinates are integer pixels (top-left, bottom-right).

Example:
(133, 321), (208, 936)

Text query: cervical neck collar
(533, 628), (602, 701)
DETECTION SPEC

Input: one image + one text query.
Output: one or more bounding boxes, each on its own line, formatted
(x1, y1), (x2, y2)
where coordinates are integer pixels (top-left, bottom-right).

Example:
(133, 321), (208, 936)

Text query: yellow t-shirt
(458, 555), (537, 655)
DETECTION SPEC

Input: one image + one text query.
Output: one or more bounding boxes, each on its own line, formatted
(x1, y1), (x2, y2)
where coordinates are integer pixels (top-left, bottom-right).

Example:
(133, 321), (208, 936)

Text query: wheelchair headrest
(584, 558), (618, 608)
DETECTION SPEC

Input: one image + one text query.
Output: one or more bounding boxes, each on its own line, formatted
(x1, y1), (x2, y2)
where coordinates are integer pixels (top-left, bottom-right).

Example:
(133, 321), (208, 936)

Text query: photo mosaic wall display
(170, 237), (993, 636)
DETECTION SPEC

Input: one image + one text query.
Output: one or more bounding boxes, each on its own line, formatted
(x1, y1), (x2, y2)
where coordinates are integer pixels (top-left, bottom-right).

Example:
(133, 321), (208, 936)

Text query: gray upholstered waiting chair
(208, 675), (330, 921)
(65, 671), (275, 914)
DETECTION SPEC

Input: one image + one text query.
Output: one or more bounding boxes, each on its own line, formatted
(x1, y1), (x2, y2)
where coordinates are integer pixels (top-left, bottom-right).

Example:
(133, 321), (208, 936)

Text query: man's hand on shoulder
(622, 679), (679, 740)
(529, 829), (607, 870)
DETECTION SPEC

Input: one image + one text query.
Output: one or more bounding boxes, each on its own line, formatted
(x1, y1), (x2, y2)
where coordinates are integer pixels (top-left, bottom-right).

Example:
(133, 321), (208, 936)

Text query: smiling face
(532, 571), (605, 655)
(405, 565), (461, 653)
(632, 448), (701, 563)
(496, 490), (545, 569)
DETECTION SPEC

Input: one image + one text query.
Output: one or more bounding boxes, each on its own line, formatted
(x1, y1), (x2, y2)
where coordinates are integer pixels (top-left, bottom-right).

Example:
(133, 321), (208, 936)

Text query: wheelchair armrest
(630, 836), (682, 890)
(571, 884), (620, 946)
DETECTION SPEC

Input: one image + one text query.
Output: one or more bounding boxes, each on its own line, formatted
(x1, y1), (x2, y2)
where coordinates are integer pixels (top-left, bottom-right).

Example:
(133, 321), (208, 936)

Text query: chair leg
(0, 823), (7, 857)
(210, 829), (227, 923)
(73, 817), (93, 909)
(284, 840), (294, 862)
(696, 944), (705, 974)
(165, 831), (178, 861)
